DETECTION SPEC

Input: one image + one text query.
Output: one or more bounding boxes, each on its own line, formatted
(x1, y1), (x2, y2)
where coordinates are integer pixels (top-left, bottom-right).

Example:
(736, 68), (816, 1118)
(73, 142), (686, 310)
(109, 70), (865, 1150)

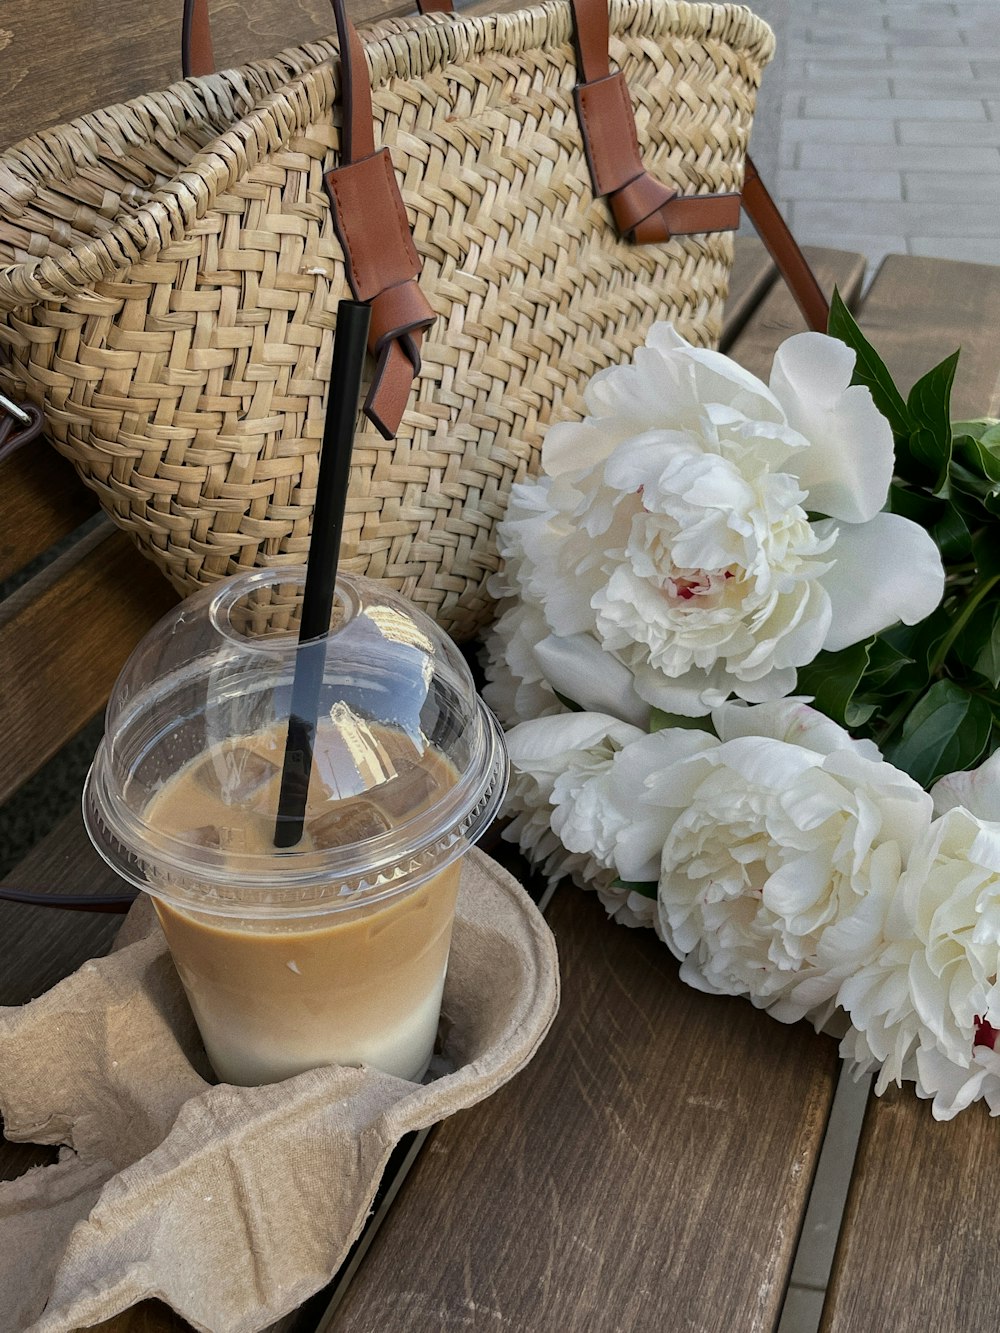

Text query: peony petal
(931, 750), (1000, 821)
(770, 333), (894, 523)
(712, 698), (882, 759)
(816, 512), (945, 652)
(504, 711), (642, 775)
(542, 416), (634, 479)
(534, 633), (651, 727)
(730, 666), (800, 704)
(630, 660), (729, 718)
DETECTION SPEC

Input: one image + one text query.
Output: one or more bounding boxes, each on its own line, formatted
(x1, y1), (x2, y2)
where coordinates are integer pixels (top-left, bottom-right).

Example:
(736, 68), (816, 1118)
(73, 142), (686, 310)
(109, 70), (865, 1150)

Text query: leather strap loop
(182, 0), (433, 437)
(333, 0), (376, 163)
(569, 0), (610, 85)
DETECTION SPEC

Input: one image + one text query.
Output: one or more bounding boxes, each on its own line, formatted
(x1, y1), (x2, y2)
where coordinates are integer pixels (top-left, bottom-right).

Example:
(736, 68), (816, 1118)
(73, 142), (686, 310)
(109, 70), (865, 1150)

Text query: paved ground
(776, 0), (1000, 277)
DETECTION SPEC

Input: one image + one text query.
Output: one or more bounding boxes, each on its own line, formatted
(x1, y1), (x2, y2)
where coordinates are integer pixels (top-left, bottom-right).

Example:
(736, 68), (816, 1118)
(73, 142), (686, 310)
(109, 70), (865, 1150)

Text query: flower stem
(927, 574), (1000, 678)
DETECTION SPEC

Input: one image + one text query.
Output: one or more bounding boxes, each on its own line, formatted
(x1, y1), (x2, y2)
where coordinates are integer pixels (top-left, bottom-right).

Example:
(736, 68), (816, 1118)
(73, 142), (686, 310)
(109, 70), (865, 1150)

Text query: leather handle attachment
(181, 0), (214, 77)
(414, 0), (828, 331)
(324, 0), (435, 437)
(181, 0), (434, 437)
(740, 157), (829, 333)
(569, 0), (740, 244)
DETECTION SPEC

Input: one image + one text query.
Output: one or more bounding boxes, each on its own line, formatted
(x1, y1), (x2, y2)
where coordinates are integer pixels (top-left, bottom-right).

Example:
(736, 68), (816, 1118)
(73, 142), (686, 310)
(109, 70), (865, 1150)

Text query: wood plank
(719, 236), (778, 354)
(0, 0), (417, 152)
(821, 1089), (1000, 1333)
(0, 522), (178, 805)
(812, 254), (1000, 1332)
(729, 246), (867, 381)
(330, 884), (838, 1331)
(0, 442), (98, 585)
(854, 253), (1000, 419)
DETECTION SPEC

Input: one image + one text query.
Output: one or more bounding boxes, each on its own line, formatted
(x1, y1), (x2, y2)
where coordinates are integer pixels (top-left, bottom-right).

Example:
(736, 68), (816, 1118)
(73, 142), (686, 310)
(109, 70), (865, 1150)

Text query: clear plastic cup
(83, 568), (508, 1086)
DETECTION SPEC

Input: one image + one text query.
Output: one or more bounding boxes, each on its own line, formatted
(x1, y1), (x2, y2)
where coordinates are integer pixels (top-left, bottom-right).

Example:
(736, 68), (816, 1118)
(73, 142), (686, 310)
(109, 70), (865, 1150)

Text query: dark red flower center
(974, 1015), (998, 1051)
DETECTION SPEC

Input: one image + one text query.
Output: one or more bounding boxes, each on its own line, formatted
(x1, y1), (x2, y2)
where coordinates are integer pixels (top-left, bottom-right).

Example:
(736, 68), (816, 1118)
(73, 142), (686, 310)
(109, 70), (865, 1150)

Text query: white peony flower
(481, 597), (561, 731)
(838, 804), (1000, 1119)
(501, 712), (645, 893)
(555, 728), (719, 883)
(484, 323), (944, 718)
(647, 700), (933, 1024)
(593, 880), (660, 933)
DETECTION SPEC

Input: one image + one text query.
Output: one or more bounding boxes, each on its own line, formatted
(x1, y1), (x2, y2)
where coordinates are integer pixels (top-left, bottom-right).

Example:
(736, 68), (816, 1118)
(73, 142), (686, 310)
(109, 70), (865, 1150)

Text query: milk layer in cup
(145, 721), (461, 1085)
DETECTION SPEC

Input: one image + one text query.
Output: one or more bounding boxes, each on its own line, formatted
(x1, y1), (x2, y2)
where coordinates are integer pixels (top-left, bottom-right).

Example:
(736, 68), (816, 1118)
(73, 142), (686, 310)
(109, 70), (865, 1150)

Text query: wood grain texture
(821, 1088), (1000, 1332)
(0, 444), (98, 585)
(728, 246), (866, 381)
(855, 253), (1000, 419)
(719, 237), (778, 354)
(0, 522), (178, 804)
(814, 252), (1000, 1333)
(332, 885), (839, 1332)
(0, 0), (414, 150)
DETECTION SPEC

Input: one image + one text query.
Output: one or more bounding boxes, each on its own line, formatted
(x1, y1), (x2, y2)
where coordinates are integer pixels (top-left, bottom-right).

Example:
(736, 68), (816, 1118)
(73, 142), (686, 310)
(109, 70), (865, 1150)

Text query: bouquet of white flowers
(484, 294), (1000, 1120)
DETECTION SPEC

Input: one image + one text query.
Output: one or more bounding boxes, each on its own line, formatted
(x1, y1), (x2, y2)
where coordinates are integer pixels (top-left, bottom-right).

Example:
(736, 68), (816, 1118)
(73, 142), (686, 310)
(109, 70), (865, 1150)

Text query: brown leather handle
(180, 0), (433, 437)
(414, 0), (828, 331)
(181, 0), (214, 77)
(740, 158), (829, 333)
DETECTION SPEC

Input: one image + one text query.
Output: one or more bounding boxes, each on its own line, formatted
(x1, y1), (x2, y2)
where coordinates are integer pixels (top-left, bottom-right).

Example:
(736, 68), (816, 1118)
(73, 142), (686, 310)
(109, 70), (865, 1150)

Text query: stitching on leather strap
(325, 151), (419, 299)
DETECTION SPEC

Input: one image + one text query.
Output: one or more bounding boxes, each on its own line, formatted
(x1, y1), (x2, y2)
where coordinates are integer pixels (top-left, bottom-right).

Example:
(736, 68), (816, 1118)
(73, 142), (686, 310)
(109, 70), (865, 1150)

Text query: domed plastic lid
(84, 568), (508, 916)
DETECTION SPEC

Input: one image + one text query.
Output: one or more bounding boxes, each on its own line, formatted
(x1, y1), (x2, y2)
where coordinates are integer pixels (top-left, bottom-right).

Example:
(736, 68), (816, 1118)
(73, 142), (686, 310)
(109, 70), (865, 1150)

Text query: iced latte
(146, 722), (462, 1084)
(84, 569), (508, 1088)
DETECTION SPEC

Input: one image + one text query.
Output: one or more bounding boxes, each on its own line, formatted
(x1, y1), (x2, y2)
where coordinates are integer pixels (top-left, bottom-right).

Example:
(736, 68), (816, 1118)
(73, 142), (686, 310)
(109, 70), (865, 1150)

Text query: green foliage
(649, 707), (715, 733)
(804, 300), (1000, 787)
(611, 879), (658, 900)
(883, 682), (992, 788)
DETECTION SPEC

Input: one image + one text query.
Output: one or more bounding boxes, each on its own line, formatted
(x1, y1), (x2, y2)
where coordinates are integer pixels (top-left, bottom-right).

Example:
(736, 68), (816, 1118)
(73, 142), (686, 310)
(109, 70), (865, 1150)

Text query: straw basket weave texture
(0, 0), (773, 640)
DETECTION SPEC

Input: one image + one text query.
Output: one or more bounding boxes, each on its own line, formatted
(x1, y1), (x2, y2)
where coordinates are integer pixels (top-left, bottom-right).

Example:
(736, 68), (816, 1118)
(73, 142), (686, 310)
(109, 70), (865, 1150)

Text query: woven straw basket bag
(0, 0), (774, 640)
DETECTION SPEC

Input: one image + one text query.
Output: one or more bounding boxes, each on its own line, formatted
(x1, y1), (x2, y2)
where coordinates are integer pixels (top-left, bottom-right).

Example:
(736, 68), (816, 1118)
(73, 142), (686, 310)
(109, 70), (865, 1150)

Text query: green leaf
(886, 481), (942, 526)
(844, 699), (877, 729)
(878, 610), (953, 693)
(863, 637), (916, 691)
(827, 289), (910, 437)
(947, 458), (1000, 522)
(973, 527), (1000, 580)
(553, 689), (583, 713)
(951, 591), (1000, 689)
(611, 878), (658, 900)
(883, 680), (993, 787)
(931, 502), (973, 561)
(648, 708), (714, 734)
(973, 632), (1000, 691)
(903, 350), (959, 491)
(795, 639), (872, 729)
(953, 418), (1000, 446)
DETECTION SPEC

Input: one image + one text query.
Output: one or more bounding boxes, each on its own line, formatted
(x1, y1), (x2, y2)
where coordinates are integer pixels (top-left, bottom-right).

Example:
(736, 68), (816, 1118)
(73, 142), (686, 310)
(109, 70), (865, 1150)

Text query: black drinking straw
(273, 299), (372, 848)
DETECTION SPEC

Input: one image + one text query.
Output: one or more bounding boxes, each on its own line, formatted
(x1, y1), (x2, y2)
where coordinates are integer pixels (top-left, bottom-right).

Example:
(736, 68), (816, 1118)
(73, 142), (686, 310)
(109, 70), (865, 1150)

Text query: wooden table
(4, 5), (1000, 1331)
(5, 238), (1000, 1333)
